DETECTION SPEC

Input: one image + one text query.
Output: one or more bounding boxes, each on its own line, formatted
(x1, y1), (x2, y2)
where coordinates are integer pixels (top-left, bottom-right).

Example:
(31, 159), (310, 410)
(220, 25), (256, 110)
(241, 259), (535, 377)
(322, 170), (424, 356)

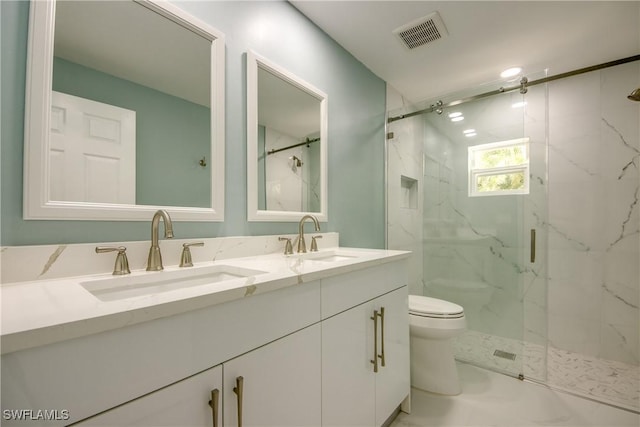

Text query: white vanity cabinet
(320, 262), (410, 427)
(1, 281), (322, 427)
(76, 324), (321, 427)
(1, 255), (409, 427)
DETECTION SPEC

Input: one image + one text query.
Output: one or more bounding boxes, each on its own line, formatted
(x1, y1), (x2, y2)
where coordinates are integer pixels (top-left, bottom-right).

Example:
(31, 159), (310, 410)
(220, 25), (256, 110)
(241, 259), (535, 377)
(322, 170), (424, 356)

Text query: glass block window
(468, 138), (529, 196)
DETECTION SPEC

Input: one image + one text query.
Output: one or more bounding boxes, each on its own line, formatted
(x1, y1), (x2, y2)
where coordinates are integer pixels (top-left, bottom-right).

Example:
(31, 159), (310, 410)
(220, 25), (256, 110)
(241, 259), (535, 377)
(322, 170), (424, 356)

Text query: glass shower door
(421, 81), (548, 380)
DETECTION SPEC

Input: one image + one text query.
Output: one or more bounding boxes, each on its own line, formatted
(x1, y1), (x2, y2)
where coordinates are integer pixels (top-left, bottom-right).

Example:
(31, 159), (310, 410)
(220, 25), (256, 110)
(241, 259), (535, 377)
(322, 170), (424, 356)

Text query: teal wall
(1, 0), (386, 249)
(53, 57), (211, 208)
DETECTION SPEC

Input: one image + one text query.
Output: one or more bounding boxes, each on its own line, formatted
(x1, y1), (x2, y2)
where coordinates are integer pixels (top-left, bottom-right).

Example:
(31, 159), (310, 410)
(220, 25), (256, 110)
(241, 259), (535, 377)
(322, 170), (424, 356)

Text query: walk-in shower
(387, 55), (640, 411)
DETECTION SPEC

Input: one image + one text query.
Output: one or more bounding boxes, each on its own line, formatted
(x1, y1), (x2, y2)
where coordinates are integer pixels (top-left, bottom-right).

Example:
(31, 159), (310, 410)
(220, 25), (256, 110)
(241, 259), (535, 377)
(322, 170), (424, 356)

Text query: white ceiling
(290, 1), (640, 104)
(55, 1), (211, 107)
(259, 67), (322, 138)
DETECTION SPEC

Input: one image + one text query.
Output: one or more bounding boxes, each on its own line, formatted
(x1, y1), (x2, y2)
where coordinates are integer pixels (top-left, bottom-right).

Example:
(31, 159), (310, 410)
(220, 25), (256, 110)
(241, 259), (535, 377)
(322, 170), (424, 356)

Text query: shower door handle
(530, 229), (536, 263)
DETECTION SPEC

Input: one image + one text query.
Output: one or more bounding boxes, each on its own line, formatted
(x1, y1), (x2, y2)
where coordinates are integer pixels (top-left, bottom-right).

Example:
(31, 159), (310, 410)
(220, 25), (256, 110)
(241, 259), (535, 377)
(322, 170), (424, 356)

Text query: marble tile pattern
(547, 347), (640, 412)
(547, 62), (639, 365)
(390, 362), (640, 427)
(454, 329), (541, 380)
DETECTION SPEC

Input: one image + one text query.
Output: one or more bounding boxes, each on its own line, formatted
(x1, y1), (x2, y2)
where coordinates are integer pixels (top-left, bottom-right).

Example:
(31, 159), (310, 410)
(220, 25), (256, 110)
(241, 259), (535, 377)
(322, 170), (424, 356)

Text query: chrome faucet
(146, 209), (174, 271)
(297, 215), (320, 253)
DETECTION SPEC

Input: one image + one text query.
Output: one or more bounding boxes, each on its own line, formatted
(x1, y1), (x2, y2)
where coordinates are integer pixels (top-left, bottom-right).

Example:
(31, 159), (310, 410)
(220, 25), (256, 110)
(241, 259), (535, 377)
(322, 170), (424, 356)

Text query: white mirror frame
(23, 0), (225, 221)
(246, 50), (328, 222)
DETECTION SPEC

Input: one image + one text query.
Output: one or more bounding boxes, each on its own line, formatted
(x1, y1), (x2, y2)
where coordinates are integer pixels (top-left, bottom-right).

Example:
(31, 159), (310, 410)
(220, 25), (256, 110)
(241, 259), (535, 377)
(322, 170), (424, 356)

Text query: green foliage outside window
(470, 142), (528, 194)
(477, 172), (525, 192)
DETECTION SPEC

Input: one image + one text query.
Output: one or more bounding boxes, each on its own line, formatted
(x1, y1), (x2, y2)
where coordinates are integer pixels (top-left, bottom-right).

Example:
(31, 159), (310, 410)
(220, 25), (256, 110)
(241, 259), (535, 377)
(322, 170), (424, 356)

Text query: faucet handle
(180, 242), (204, 267)
(278, 237), (294, 255)
(310, 235), (323, 252)
(96, 246), (131, 275)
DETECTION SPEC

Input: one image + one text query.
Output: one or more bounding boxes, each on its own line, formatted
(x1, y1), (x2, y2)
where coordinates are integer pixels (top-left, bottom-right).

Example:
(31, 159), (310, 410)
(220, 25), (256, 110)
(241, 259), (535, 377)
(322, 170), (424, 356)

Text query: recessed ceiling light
(465, 132), (477, 137)
(500, 67), (522, 79)
(463, 129), (476, 134)
(448, 112), (462, 118)
(451, 116), (464, 122)
(512, 101), (527, 108)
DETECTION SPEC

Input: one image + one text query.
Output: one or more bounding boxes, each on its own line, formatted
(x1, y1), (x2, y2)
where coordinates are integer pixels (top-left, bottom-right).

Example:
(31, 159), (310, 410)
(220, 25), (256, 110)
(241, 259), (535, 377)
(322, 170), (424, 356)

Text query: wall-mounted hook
(199, 157), (207, 167)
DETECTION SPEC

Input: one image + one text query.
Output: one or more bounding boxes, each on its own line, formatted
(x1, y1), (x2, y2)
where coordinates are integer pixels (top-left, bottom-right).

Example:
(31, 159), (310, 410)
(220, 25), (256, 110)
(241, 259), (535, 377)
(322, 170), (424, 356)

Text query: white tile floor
(391, 362), (640, 427)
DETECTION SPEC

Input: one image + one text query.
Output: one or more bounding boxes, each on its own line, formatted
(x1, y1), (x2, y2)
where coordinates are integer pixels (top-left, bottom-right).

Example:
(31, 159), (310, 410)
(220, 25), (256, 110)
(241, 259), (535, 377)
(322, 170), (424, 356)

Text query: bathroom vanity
(1, 235), (410, 426)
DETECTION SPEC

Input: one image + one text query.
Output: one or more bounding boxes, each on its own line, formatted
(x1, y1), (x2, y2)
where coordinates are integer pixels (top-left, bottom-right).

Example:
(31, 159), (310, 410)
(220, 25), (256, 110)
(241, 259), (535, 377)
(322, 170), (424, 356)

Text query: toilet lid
(409, 295), (464, 318)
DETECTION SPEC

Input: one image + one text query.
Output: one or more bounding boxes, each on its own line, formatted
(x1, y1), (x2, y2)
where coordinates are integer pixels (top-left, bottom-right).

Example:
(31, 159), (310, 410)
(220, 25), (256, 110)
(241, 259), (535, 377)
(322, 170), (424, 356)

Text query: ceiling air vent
(393, 12), (448, 50)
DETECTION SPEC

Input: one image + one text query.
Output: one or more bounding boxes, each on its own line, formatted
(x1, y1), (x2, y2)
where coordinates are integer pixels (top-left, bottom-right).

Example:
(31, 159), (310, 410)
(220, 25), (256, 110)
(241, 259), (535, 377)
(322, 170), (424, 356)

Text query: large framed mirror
(23, 0), (225, 221)
(246, 51), (328, 222)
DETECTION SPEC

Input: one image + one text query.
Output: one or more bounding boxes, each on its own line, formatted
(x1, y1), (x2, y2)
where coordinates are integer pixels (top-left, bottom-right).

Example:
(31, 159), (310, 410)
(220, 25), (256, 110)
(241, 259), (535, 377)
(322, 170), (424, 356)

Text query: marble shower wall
(547, 62), (639, 365)
(264, 127), (319, 212)
(387, 61), (639, 379)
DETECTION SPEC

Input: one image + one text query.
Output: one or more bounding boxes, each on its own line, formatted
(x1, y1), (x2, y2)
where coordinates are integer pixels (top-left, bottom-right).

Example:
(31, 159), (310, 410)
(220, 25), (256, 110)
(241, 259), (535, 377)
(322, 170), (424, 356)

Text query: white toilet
(408, 295), (466, 395)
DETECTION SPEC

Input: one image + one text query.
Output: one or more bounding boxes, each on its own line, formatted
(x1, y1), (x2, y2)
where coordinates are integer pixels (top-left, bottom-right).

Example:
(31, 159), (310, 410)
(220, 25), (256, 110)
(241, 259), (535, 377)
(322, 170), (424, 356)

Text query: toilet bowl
(409, 295), (466, 395)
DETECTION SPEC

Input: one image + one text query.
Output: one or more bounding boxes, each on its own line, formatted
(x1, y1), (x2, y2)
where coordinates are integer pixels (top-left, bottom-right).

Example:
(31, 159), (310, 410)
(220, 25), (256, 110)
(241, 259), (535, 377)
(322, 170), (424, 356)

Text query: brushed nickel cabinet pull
(370, 310), (379, 373)
(378, 307), (386, 367)
(208, 389), (219, 427)
(233, 376), (244, 427)
(530, 229), (536, 263)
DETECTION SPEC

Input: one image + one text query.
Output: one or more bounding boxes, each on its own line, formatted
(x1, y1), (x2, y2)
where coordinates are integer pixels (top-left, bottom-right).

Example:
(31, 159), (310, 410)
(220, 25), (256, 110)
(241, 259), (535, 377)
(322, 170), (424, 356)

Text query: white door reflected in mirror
(50, 91), (136, 204)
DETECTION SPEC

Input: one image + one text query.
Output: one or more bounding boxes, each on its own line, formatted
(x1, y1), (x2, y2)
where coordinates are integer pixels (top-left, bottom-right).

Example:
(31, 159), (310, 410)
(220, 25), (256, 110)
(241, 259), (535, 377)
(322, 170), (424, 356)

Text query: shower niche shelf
(400, 175), (418, 209)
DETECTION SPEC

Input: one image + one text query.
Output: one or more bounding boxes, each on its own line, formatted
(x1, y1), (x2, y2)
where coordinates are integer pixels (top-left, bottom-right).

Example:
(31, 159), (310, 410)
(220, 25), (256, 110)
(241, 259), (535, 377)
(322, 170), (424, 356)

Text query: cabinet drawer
(321, 260), (407, 319)
(75, 366), (222, 426)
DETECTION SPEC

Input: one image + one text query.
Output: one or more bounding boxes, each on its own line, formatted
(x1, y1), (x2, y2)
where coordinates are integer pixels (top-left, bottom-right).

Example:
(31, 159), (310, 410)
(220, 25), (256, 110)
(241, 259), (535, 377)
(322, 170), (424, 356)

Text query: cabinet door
(321, 300), (376, 426)
(76, 365), (222, 426)
(223, 323), (321, 427)
(374, 287), (410, 426)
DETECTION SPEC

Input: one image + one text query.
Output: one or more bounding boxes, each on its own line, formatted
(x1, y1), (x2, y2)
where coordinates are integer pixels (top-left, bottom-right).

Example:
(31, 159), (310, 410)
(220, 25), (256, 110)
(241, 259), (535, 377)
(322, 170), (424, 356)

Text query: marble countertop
(1, 247), (409, 355)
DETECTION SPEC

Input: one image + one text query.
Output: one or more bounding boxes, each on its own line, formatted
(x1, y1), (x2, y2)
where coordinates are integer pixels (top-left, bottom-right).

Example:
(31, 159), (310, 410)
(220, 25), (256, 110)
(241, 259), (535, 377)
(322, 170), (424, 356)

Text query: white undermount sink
(293, 249), (360, 263)
(81, 265), (267, 302)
